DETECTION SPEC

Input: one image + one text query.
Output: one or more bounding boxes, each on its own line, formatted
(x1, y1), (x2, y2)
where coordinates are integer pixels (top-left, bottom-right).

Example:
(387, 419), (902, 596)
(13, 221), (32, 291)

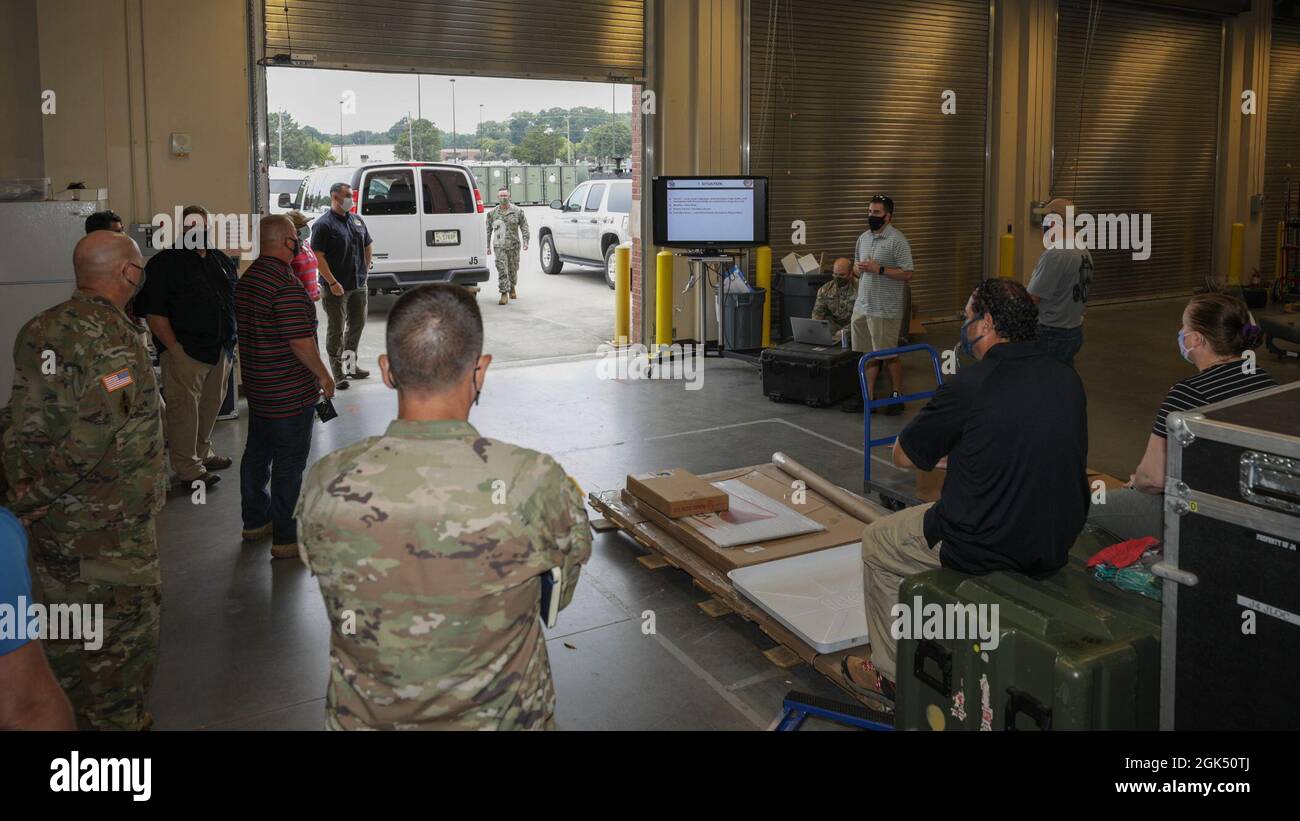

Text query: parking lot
(315, 205), (618, 370)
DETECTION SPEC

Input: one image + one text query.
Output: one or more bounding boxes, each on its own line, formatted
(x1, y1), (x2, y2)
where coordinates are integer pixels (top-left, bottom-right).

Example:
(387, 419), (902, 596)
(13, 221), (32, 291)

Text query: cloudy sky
(267, 68), (634, 136)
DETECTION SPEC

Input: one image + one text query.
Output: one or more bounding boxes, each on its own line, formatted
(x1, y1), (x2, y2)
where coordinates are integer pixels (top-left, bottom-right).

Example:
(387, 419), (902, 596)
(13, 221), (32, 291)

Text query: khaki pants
(161, 347), (231, 481)
(849, 312), (903, 357)
(322, 287), (368, 377)
(861, 502), (942, 682)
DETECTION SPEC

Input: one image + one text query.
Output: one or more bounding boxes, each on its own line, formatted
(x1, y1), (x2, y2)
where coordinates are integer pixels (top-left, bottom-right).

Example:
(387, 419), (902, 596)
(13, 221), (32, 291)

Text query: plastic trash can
(717, 287), (767, 351)
(777, 273), (831, 340)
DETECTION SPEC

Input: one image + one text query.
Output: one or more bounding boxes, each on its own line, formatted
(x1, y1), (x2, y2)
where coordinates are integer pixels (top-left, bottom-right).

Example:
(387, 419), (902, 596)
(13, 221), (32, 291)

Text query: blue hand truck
(858, 343), (947, 510)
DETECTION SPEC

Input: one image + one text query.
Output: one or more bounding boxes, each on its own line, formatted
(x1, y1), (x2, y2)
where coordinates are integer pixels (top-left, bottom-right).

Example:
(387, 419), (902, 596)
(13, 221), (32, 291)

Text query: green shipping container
(894, 526), (1162, 731)
(525, 165), (544, 204)
(560, 166), (577, 200)
(542, 166), (562, 203)
(506, 167), (527, 203)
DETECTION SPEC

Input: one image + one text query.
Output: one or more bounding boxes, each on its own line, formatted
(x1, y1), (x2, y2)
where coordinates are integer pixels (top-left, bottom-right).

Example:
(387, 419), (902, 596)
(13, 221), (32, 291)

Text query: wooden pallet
(587, 488), (894, 715)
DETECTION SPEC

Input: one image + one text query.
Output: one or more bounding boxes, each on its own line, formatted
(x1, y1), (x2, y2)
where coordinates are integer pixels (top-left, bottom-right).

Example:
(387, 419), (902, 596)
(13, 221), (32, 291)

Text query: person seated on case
(810, 257), (858, 343)
(1087, 293), (1274, 543)
(843, 279), (1089, 701)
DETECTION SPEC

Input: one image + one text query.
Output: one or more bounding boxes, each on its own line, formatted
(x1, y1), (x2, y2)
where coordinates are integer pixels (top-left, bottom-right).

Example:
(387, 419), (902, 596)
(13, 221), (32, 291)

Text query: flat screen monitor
(652, 176), (768, 249)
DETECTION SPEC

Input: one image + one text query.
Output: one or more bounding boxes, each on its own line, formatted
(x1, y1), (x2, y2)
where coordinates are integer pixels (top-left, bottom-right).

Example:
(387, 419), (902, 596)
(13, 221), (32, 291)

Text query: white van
(290, 162), (489, 294)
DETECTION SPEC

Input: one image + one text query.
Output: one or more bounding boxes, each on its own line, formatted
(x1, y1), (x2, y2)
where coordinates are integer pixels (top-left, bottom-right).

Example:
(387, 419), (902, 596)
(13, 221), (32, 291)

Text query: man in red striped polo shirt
(235, 216), (335, 559)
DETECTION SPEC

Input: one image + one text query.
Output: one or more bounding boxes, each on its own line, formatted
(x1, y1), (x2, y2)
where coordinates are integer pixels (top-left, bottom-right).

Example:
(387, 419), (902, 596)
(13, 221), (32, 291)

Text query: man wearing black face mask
(234, 215), (334, 560)
(135, 204), (238, 490)
(842, 278), (1088, 700)
(845, 194), (914, 414)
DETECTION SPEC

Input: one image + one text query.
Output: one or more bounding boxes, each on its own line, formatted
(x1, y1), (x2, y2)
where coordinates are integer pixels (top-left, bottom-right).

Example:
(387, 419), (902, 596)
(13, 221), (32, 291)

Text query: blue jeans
(1037, 324), (1084, 367)
(240, 405), (316, 544)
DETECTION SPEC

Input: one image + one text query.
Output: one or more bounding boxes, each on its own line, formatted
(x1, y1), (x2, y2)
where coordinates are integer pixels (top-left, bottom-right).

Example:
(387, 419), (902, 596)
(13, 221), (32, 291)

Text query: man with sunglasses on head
(844, 194), (915, 414)
(2, 230), (167, 730)
(296, 283), (591, 730)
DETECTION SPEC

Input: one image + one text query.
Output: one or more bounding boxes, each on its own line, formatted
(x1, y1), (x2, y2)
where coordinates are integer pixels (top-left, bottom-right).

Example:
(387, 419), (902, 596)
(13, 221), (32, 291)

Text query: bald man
(2, 230), (168, 730)
(1029, 197), (1093, 367)
(235, 215), (334, 559)
(810, 256), (859, 343)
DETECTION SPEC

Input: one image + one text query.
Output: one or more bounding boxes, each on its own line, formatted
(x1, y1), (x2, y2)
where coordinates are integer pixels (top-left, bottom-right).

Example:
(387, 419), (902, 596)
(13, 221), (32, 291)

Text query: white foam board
(727, 542), (869, 653)
(681, 478), (824, 548)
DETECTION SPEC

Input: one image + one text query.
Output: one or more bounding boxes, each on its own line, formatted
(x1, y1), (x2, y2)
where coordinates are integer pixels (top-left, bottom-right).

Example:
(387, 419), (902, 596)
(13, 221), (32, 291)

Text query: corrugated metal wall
(1261, 19), (1300, 281)
(1052, 0), (1222, 301)
(749, 0), (990, 319)
(263, 0), (644, 81)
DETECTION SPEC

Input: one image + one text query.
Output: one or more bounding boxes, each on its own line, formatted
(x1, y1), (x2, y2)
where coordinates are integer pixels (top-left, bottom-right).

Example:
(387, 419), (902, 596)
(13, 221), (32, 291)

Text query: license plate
(433, 230), (460, 246)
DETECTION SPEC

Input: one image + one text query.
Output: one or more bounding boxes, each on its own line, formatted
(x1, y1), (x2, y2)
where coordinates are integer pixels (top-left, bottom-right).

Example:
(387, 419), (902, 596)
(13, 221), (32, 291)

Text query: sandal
(841, 654), (897, 704)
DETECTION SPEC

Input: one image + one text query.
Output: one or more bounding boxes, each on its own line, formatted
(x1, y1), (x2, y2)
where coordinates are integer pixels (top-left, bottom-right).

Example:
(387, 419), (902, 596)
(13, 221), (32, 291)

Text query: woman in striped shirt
(1088, 293), (1276, 541)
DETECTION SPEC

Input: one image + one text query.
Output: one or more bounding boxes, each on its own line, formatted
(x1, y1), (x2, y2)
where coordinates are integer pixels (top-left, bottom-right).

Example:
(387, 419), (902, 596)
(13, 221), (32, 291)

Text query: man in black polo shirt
(310, 182), (372, 390)
(135, 205), (238, 489)
(845, 278), (1089, 698)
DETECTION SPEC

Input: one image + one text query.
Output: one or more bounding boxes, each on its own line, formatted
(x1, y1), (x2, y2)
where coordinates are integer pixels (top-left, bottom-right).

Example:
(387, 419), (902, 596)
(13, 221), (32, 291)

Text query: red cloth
(1086, 536), (1159, 569)
(290, 243), (320, 300)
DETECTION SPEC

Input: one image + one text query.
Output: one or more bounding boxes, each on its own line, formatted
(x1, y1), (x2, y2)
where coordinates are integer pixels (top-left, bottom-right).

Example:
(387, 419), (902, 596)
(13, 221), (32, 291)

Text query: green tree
(390, 117), (443, 162)
(477, 119), (509, 141)
(268, 111), (335, 170)
(514, 126), (563, 164)
(508, 111), (536, 145)
(580, 120), (632, 164)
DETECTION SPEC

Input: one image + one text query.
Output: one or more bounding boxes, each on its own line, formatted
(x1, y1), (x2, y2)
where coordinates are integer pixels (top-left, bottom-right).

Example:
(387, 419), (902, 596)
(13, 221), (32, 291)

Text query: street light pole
(338, 99), (344, 165)
(450, 78), (457, 162)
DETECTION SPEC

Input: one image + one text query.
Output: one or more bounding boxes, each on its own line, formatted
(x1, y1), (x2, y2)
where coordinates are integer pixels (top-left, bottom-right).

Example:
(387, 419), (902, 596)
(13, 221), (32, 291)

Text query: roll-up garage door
(1261, 19), (1300, 281)
(749, 0), (990, 319)
(1053, 1), (1222, 302)
(263, 0), (644, 82)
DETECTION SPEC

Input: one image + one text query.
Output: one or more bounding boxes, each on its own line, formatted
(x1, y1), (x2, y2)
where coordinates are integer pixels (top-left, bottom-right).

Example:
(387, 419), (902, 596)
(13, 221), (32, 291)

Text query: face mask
(340, 197), (354, 211)
(959, 314), (985, 358)
(286, 238), (301, 257)
(471, 364), (483, 407)
(297, 227), (310, 241)
(124, 263), (146, 295)
(1177, 329), (1195, 363)
(868, 214), (886, 231)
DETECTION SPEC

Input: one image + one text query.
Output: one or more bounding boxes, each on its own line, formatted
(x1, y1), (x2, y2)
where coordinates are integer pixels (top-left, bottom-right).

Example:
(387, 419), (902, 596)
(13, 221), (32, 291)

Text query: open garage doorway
(264, 67), (636, 368)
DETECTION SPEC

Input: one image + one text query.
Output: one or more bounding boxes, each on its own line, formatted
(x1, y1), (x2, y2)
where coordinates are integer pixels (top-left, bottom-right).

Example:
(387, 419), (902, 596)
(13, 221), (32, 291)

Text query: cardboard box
(626, 469), (729, 518)
(780, 251), (824, 275)
(1087, 469), (1128, 491)
(623, 464), (868, 573)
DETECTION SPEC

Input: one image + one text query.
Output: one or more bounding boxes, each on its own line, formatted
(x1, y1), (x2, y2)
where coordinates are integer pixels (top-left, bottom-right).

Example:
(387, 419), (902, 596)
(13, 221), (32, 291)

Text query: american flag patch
(101, 368), (134, 393)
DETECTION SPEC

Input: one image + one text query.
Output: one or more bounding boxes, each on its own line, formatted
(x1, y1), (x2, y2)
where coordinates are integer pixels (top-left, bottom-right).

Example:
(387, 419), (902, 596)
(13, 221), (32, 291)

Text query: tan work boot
(498, 293), (509, 305)
(241, 522), (273, 542)
(271, 542), (300, 560)
(510, 288), (518, 300)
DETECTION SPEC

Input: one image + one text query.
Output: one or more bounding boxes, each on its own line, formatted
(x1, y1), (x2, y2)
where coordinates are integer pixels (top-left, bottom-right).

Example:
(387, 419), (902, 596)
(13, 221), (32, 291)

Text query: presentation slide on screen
(665, 179), (755, 243)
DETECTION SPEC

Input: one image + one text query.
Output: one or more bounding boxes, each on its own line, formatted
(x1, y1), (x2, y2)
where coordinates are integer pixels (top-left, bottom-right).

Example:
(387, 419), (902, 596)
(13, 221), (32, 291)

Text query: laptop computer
(791, 317), (837, 346)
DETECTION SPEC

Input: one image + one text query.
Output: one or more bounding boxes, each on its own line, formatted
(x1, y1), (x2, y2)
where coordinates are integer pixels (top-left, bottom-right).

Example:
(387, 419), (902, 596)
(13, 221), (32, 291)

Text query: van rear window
(422, 169), (475, 214)
(361, 169), (417, 216)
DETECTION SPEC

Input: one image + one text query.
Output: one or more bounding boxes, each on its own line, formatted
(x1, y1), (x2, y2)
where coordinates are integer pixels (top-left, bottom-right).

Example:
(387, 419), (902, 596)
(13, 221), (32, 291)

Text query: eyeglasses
(869, 194), (894, 209)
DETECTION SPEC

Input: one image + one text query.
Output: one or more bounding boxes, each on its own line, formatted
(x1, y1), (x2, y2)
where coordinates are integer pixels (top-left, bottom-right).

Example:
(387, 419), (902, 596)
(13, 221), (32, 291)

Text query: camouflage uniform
(811, 275), (858, 336)
(485, 205), (530, 294)
(295, 418), (592, 731)
(2, 289), (167, 731)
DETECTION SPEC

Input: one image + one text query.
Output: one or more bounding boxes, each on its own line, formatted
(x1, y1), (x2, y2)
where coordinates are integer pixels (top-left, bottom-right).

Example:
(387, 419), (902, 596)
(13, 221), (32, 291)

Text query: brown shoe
(241, 522), (273, 542)
(498, 293), (509, 305)
(178, 472), (221, 489)
(203, 456), (233, 471)
(271, 542), (300, 560)
(509, 288), (518, 299)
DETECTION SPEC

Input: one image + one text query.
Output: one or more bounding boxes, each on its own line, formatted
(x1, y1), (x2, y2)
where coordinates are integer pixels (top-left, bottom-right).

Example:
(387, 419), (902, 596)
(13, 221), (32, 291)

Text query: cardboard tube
(771, 451), (888, 524)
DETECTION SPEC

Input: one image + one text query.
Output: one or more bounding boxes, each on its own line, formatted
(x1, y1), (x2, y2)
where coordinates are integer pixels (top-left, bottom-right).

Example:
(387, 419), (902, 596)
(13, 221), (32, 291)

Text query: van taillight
(473, 188), (484, 213)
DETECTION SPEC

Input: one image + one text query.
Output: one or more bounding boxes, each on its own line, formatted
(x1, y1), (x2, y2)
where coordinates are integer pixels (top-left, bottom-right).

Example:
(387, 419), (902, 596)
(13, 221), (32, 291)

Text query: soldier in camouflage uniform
(296, 283), (591, 730)
(810, 256), (859, 342)
(485, 187), (529, 305)
(2, 231), (167, 731)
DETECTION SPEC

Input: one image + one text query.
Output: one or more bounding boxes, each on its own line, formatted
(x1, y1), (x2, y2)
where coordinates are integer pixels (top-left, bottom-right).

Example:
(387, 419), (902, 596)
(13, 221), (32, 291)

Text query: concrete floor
(148, 294), (1299, 730)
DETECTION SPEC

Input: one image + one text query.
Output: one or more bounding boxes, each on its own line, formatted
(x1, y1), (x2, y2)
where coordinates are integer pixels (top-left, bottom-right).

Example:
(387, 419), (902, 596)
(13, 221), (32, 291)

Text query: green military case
(894, 526), (1162, 731)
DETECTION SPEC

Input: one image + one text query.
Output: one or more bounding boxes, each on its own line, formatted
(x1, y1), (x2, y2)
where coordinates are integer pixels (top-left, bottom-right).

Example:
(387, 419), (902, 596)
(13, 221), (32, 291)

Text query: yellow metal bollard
(656, 250), (674, 349)
(614, 244), (630, 344)
(1228, 222), (1244, 286)
(998, 223), (1015, 279)
(755, 246), (772, 348)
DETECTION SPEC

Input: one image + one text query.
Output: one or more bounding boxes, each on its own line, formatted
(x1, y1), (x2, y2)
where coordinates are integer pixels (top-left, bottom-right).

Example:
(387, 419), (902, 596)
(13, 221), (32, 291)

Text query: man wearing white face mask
(311, 183), (372, 390)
